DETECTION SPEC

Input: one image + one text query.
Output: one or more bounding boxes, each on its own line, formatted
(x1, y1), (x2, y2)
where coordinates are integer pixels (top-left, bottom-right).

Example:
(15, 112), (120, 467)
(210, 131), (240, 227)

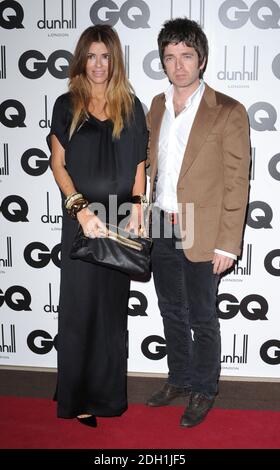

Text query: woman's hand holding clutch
(77, 207), (108, 238)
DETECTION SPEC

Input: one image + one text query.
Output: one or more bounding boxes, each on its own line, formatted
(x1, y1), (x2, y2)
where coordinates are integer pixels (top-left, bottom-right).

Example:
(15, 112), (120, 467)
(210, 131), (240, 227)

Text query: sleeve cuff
(214, 249), (237, 260)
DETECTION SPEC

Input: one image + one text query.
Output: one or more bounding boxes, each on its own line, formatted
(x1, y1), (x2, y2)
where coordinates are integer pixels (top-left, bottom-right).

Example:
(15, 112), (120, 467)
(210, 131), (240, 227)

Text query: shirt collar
(164, 80), (205, 113)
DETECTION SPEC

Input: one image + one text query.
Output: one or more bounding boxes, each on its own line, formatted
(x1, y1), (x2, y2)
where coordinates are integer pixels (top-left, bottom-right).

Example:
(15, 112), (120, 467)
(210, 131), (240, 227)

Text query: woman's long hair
(69, 25), (134, 139)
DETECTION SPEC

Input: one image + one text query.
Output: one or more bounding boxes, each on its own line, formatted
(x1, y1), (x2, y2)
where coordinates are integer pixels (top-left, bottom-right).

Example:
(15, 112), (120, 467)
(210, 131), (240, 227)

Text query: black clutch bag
(70, 224), (152, 277)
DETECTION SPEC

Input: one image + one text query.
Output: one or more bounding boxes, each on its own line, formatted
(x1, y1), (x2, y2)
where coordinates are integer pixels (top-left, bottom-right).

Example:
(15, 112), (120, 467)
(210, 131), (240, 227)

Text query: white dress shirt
(155, 81), (236, 260)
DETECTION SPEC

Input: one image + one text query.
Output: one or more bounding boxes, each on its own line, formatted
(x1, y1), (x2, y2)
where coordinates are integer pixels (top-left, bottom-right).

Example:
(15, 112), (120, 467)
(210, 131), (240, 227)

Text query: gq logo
(260, 339), (280, 365)
(18, 50), (72, 79)
(27, 330), (57, 354)
(272, 53), (280, 79)
(128, 290), (148, 316)
(90, 0), (150, 28)
(143, 50), (165, 80)
(217, 293), (268, 320)
(0, 286), (31, 311)
(264, 249), (280, 276)
(0, 0), (24, 29)
(21, 149), (49, 176)
(0, 99), (26, 127)
(248, 102), (277, 131)
(246, 201), (273, 229)
(141, 335), (166, 360)
(24, 242), (61, 268)
(268, 153), (280, 181)
(0, 195), (29, 222)
(219, 0), (280, 29)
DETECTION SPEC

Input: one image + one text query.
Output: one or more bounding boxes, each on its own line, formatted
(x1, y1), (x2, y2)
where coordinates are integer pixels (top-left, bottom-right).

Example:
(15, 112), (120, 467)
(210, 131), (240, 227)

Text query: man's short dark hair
(158, 17), (208, 78)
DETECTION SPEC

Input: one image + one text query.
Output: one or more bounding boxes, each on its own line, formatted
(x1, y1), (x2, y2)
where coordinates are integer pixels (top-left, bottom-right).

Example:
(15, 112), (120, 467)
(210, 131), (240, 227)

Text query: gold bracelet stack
(65, 192), (89, 219)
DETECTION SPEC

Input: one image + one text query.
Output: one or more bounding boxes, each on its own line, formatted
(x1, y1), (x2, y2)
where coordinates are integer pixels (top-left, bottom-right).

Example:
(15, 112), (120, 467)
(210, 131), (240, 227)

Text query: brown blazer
(146, 83), (251, 262)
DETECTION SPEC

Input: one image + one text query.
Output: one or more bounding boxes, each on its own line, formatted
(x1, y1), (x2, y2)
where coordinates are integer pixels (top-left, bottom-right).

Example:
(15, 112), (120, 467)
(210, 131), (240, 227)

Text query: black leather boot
(146, 383), (190, 407)
(180, 392), (214, 427)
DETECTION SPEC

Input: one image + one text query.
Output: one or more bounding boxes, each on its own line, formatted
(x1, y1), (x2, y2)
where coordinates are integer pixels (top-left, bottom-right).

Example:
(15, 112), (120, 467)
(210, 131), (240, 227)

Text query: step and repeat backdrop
(0, 0), (279, 378)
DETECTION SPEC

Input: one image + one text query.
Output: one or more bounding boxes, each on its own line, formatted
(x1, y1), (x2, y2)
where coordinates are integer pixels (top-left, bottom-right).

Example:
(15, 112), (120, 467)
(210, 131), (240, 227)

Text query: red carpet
(0, 396), (279, 449)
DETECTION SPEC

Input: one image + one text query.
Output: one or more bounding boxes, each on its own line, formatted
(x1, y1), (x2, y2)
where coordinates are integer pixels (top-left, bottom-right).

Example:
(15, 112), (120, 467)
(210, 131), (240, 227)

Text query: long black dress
(48, 92), (148, 418)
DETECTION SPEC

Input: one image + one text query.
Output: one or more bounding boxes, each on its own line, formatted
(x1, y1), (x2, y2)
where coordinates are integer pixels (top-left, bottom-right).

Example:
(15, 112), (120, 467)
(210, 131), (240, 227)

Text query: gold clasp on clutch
(107, 231), (143, 251)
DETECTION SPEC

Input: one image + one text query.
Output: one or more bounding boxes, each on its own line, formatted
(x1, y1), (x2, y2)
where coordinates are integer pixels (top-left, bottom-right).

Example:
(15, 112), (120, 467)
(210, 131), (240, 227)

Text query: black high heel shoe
(76, 415), (97, 427)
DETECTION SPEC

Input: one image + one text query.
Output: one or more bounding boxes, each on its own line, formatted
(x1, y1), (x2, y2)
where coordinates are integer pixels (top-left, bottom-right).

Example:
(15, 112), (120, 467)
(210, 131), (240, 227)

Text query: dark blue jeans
(151, 208), (221, 399)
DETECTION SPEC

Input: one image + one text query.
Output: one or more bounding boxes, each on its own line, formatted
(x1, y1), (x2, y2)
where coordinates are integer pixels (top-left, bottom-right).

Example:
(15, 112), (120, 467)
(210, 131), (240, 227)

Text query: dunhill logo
(0, 143), (9, 175)
(124, 45), (130, 78)
(221, 334), (248, 364)
(44, 283), (58, 313)
(170, 0), (205, 28)
(233, 244), (252, 276)
(0, 46), (6, 79)
(41, 192), (62, 224)
(0, 237), (12, 268)
(37, 0), (77, 29)
(0, 324), (16, 353)
(250, 147), (256, 180)
(39, 95), (51, 129)
(218, 45), (259, 81)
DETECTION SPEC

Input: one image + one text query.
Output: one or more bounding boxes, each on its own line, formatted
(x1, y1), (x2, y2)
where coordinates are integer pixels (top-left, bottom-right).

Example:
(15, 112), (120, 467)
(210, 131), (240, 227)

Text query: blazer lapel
(178, 84), (222, 183)
(150, 94), (165, 185)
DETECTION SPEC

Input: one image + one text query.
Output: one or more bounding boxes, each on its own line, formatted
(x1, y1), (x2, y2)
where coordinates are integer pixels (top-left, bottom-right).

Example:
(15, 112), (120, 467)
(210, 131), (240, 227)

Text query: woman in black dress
(48, 25), (148, 427)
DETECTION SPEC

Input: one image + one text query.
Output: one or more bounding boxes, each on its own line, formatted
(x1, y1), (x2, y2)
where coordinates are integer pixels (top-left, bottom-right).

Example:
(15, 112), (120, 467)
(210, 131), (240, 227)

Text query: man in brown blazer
(146, 18), (250, 427)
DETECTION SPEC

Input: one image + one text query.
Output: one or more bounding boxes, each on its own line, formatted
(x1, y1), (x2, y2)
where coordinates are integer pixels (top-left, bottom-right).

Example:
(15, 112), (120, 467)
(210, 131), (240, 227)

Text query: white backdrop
(0, 0), (280, 378)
